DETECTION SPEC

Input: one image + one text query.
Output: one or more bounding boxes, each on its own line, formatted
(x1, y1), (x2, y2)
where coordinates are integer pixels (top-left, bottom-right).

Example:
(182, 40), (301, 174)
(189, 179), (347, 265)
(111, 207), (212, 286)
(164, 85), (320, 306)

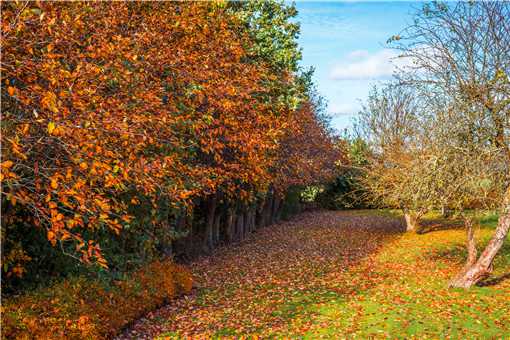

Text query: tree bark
(465, 218), (478, 266)
(403, 209), (420, 232)
(204, 194), (217, 253)
(213, 213), (221, 246)
(256, 199), (265, 228)
(236, 211), (244, 241)
(161, 219), (173, 258)
(242, 210), (248, 238)
(225, 206), (234, 243)
(264, 193), (273, 227)
(185, 207), (194, 258)
(249, 206), (256, 232)
(449, 217), (478, 287)
(271, 195), (281, 224)
(449, 189), (510, 288)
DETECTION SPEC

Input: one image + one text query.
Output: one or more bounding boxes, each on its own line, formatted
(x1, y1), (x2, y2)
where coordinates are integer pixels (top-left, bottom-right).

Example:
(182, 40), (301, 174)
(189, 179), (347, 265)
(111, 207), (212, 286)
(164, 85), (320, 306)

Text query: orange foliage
(1, 1), (287, 265)
(274, 101), (343, 192)
(1, 261), (192, 339)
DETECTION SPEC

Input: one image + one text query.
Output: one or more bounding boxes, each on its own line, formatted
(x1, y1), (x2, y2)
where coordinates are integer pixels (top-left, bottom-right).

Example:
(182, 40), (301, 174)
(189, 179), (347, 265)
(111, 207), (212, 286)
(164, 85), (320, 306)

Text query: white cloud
(329, 102), (360, 116)
(347, 50), (370, 59)
(330, 49), (409, 80)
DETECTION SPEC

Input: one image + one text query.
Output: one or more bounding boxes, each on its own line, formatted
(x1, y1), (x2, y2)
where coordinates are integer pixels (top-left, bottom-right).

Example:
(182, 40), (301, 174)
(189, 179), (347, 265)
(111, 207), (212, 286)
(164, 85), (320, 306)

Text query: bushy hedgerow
(2, 261), (192, 340)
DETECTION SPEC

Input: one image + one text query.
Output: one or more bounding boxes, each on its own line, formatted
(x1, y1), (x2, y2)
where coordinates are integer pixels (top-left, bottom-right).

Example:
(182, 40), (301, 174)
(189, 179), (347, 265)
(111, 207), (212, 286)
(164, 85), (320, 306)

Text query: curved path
(117, 210), (404, 339)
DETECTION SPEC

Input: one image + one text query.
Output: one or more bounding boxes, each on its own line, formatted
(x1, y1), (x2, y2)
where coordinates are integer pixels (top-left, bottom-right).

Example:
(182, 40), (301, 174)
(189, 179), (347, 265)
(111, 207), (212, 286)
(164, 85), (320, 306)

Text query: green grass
(155, 211), (509, 339)
(270, 212), (510, 339)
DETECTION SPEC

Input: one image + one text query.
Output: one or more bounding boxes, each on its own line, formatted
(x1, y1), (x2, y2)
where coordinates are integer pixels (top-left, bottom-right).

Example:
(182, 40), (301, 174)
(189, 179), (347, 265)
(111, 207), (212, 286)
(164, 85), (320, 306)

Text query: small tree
(355, 84), (430, 231)
(391, 1), (510, 287)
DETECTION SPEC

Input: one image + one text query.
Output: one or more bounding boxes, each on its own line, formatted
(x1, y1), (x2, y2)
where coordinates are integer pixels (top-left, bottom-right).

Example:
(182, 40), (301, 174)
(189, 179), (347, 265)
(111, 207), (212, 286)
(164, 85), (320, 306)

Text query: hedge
(2, 261), (192, 339)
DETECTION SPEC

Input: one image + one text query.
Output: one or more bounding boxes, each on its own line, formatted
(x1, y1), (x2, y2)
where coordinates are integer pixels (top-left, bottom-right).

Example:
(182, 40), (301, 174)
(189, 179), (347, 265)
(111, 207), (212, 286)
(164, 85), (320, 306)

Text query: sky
(294, 1), (421, 132)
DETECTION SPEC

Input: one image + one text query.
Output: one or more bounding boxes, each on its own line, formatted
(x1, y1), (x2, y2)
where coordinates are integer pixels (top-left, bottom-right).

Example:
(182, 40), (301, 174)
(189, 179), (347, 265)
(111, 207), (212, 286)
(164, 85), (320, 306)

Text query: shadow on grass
(416, 218), (465, 234)
(417, 212), (499, 235)
(477, 272), (510, 287)
(426, 236), (510, 287)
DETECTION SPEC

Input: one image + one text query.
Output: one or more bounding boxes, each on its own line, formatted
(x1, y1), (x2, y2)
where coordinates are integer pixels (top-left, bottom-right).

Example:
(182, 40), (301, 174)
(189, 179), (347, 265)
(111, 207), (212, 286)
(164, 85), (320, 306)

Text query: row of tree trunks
(172, 190), (286, 259)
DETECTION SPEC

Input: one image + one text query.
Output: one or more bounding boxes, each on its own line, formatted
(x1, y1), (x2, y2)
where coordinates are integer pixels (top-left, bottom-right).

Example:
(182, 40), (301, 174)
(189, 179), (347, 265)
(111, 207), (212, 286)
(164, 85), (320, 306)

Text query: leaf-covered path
(117, 210), (405, 339)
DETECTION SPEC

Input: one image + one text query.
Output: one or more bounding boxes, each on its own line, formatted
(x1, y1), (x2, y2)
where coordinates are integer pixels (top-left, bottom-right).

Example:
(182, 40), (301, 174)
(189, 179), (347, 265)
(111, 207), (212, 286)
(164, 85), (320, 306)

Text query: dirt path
(117, 210), (404, 339)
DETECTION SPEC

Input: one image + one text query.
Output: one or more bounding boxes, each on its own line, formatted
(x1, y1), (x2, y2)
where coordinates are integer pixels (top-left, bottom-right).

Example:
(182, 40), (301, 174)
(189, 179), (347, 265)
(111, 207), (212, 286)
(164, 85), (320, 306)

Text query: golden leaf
(2, 160), (14, 169)
(47, 122), (56, 135)
(50, 178), (58, 189)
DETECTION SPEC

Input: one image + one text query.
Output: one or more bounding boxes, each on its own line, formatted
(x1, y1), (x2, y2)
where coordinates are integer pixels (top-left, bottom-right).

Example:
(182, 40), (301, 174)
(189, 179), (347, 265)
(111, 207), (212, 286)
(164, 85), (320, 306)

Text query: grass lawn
(297, 211), (510, 339)
(121, 210), (509, 339)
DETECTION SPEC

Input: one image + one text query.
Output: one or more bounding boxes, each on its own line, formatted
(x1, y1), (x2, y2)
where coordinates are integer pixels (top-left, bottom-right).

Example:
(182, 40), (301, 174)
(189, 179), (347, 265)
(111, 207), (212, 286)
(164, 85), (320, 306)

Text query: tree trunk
(213, 213), (221, 246)
(236, 211), (244, 241)
(271, 195), (281, 224)
(449, 190), (510, 288)
(449, 217), (478, 287)
(441, 204), (450, 218)
(249, 206), (256, 232)
(204, 194), (217, 253)
(465, 218), (478, 266)
(161, 219), (173, 258)
(243, 210), (250, 239)
(185, 208), (194, 258)
(403, 210), (419, 232)
(225, 207), (234, 243)
(264, 193), (273, 227)
(161, 206), (179, 258)
(256, 199), (265, 229)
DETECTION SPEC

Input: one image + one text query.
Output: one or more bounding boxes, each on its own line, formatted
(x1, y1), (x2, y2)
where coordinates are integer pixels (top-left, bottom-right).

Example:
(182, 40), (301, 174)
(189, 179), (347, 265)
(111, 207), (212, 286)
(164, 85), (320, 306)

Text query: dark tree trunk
(271, 195), (282, 224)
(225, 206), (235, 243)
(161, 206), (179, 258)
(450, 190), (510, 288)
(242, 210), (248, 239)
(256, 199), (265, 228)
(213, 213), (221, 246)
(185, 207), (194, 258)
(248, 206), (256, 232)
(264, 193), (273, 227)
(235, 211), (244, 241)
(204, 194), (217, 253)
(171, 211), (187, 258)
(161, 219), (173, 258)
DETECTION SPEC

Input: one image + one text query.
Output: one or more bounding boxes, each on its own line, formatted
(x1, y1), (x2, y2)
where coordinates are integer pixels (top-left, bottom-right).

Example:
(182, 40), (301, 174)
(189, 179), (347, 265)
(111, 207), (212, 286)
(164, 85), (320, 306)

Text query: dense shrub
(317, 169), (369, 210)
(318, 138), (371, 210)
(2, 261), (192, 339)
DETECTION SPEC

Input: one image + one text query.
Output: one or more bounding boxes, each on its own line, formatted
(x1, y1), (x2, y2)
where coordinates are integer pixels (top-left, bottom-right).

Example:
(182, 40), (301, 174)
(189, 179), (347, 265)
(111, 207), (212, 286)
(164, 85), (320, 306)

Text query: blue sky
(294, 1), (421, 132)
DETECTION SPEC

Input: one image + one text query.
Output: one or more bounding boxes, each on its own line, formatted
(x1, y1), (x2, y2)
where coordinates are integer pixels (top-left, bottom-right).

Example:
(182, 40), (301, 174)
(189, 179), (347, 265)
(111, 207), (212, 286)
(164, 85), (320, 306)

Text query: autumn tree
(355, 84), (429, 231)
(388, 1), (510, 287)
(1, 0), (341, 287)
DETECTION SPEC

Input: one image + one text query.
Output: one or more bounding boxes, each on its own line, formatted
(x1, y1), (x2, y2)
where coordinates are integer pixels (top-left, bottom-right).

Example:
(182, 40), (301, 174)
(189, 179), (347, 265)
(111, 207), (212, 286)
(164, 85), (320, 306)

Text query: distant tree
(355, 84), (429, 231)
(317, 137), (370, 210)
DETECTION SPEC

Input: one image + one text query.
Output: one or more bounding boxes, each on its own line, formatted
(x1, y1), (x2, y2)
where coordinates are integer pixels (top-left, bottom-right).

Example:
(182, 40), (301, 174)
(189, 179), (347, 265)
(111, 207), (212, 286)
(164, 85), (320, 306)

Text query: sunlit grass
(275, 214), (510, 339)
(156, 211), (509, 339)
